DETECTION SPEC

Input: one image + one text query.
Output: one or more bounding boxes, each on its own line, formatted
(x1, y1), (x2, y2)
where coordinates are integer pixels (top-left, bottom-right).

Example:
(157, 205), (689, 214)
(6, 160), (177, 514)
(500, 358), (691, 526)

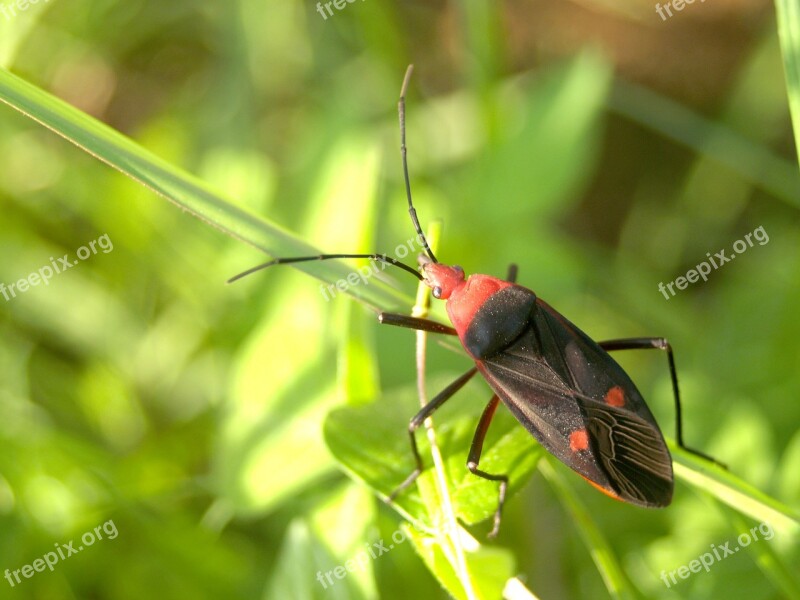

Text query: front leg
(378, 312), (457, 336)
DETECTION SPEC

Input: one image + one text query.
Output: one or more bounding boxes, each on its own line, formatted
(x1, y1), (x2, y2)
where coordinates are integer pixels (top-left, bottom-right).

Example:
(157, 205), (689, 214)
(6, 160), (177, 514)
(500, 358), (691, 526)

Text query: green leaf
(323, 384), (429, 523)
(323, 377), (542, 530)
(451, 425), (543, 526)
(406, 525), (517, 600)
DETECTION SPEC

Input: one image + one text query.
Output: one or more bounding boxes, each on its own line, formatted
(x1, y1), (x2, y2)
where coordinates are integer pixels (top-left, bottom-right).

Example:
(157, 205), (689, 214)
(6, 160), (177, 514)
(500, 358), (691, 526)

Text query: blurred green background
(1, 0), (799, 599)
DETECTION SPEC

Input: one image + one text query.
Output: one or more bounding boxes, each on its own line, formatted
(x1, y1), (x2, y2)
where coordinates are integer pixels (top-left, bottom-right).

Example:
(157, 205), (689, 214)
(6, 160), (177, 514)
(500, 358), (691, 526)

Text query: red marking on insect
(569, 429), (589, 452)
(604, 386), (626, 407)
(583, 477), (622, 501)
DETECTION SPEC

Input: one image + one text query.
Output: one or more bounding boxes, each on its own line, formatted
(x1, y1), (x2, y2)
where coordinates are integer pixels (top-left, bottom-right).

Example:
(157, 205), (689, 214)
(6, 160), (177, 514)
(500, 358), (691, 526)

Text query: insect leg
(466, 394), (508, 538)
(598, 337), (726, 468)
(505, 263), (518, 283)
(389, 367), (478, 501)
(378, 312), (457, 336)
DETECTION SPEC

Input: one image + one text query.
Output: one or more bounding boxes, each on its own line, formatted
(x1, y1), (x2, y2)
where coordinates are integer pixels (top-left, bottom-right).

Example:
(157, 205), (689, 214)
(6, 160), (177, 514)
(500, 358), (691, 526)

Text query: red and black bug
(230, 65), (721, 536)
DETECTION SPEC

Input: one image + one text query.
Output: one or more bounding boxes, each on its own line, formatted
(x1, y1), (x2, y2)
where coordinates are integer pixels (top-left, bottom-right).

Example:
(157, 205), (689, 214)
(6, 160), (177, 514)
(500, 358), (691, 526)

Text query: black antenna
(227, 253), (423, 284)
(399, 64), (438, 264)
(227, 66), (434, 285)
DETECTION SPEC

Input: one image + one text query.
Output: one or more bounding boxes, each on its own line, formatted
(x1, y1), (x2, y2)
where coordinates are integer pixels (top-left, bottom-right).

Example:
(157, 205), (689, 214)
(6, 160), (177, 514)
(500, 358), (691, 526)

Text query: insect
(229, 65), (721, 536)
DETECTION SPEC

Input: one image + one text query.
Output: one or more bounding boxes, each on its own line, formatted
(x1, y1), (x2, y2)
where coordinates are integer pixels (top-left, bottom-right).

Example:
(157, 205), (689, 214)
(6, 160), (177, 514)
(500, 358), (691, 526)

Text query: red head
(421, 260), (466, 300)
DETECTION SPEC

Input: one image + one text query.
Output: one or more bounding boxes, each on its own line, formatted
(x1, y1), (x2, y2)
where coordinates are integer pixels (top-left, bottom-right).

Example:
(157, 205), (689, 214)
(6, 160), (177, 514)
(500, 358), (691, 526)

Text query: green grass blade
(609, 78), (800, 207)
(538, 460), (637, 600)
(776, 0), (800, 167)
(0, 66), (414, 311)
(726, 511), (800, 599)
(405, 525), (517, 600)
(672, 444), (800, 536)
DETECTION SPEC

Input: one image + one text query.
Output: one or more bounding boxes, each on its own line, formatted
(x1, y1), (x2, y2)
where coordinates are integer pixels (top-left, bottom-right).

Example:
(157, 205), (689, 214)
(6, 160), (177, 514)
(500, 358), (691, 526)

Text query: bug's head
(419, 255), (465, 300)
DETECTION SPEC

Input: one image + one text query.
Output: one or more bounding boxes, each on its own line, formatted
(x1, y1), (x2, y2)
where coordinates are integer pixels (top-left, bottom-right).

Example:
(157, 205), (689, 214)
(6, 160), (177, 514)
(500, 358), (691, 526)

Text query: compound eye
(432, 286), (443, 299)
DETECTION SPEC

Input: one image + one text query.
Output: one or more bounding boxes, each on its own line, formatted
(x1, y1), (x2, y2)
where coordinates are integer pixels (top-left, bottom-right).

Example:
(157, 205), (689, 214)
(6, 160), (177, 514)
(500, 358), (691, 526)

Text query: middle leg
(466, 394), (509, 538)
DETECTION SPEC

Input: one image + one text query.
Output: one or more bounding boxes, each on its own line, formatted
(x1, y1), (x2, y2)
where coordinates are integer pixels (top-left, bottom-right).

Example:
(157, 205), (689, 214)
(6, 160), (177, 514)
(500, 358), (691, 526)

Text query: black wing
(470, 286), (673, 507)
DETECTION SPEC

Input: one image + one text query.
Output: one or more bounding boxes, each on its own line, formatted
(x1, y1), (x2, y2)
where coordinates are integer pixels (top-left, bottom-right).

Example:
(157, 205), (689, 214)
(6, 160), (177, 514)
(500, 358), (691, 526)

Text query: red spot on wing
(569, 428), (589, 452)
(604, 386), (625, 407)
